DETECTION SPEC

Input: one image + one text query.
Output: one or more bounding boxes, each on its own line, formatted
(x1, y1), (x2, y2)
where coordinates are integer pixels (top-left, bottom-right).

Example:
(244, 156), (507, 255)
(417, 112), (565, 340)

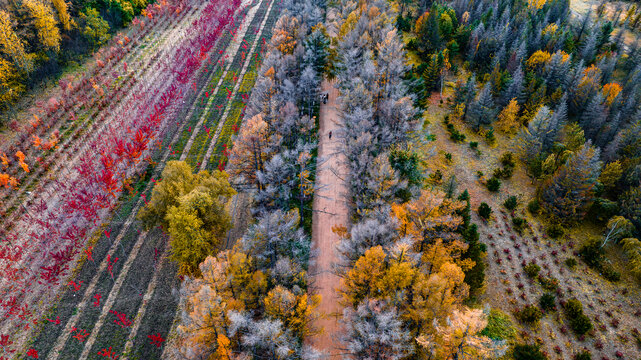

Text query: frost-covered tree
(466, 82), (496, 131)
(228, 310), (314, 359)
(544, 51), (571, 91)
(254, 141), (316, 214)
(299, 65), (320, 118)
(518, 105), (563, 161)
(581, 27), (599, 62)
(341, 299), (414, 360)
(580, 92), (607, 141)
(336, 206), (400, 263)
(239, 209), (309, 273)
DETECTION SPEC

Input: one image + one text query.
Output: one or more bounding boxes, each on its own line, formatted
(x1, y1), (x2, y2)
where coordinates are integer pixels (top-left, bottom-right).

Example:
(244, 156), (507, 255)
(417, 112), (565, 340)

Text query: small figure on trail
(329, 131), (332, 139)
(323, 93), (328, 104)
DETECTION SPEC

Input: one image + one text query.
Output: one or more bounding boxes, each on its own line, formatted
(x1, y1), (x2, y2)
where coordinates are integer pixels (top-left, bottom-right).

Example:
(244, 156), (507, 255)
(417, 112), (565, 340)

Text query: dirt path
(306, 80), (349, 357)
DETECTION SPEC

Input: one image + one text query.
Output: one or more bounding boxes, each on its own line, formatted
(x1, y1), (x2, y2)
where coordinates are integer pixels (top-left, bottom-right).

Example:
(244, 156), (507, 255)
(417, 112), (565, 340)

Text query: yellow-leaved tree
(339, 244), (470, 337)
(391, 188), (466, 253)
(622, 238), (641, 278)
(174, 252), (253, 359)
(496, 98), (521, 134)
(0, 57), (24, 108)
(263, 285), (320, 338)
(23, 0), (61, 51)
(416, 307), (508, 359)
(51, 0), (73, 31)
(138, 161), (236, 275)
(598, 160), (623, 190)
(272, 15), (299, 55)
(0, 10), (33, 72)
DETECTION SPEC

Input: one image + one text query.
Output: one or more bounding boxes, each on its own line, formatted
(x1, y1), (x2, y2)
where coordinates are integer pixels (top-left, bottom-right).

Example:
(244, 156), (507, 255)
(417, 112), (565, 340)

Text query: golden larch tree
(0, 10), (33, 71)
(23, 0), (61, 51)
(496, 99), (521, 133)
(51, 0), (72, 31)
(416, 307), (508, 359)
(227, 114), (271, 190)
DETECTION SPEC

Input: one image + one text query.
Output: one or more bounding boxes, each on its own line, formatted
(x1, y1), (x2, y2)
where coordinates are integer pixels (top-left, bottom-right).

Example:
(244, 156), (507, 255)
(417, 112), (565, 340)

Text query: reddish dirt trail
(306, 80), (349, 357)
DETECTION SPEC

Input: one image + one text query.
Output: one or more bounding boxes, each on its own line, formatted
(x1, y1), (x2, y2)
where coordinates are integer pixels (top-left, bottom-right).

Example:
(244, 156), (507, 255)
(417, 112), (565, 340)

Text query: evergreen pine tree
(462, 224), (485, 295)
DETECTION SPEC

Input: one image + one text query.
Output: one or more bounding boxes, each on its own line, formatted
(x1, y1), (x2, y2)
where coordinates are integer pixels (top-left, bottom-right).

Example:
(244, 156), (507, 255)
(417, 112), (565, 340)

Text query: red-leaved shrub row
(0, 0), (241, 351)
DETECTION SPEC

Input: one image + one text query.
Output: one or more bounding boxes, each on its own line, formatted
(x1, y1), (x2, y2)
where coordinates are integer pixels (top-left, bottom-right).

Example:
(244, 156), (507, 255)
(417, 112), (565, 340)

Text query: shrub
(501, 152), (516, 168)
(491, 152), (516, 179)
(485, 128), (496, 145)
(570, 314), (593, 335)
(517, 305), (543, 324)
(564, 298), (593, 335)
(445, 121), (466, 142)
(513, 344), (547, 360)
(486, 177), (501, 192)
(512, 217), (527, 231)
(524, 262), (541, 278)
(546, 224), (565, 239)
(587, 198), (619, 222)
(565, 257), (578, 268)
(574, 350), (592, 360)
(493, 166), (514, 179)
(480, 309), (516, 340)
(528, 199), (541, 214)
(476, 170), (484, 178)
(406, 38), (418, 51)
(450, 130), (466, 142)
(601, 264), (621, 282)
(580, 239), (604, 269)
(578, 240), (619, 281)
(469, 141), (478, 149)
(478, 202), (492, 219)
(539, 293), (556, 311)
(430, 169), (443, 182)
(504, 195), (518, 210)
(564, 298), (584, 317)
(445, 152), (452, 161)
(538, 275), (559, 291)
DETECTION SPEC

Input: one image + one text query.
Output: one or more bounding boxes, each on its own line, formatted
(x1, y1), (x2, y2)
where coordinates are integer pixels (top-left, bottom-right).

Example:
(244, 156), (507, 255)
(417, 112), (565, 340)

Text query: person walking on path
(306, 80), (347, 357)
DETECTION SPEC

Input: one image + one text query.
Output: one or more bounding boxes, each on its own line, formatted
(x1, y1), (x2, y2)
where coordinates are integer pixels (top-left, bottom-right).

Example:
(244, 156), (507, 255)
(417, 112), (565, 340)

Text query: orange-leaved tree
(391, 188), (466, 252)
(226, 114), (271, 190)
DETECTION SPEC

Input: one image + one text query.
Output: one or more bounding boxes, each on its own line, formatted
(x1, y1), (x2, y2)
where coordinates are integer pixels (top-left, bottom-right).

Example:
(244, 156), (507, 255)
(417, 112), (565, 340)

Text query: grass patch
(480, 309), (517, 341)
